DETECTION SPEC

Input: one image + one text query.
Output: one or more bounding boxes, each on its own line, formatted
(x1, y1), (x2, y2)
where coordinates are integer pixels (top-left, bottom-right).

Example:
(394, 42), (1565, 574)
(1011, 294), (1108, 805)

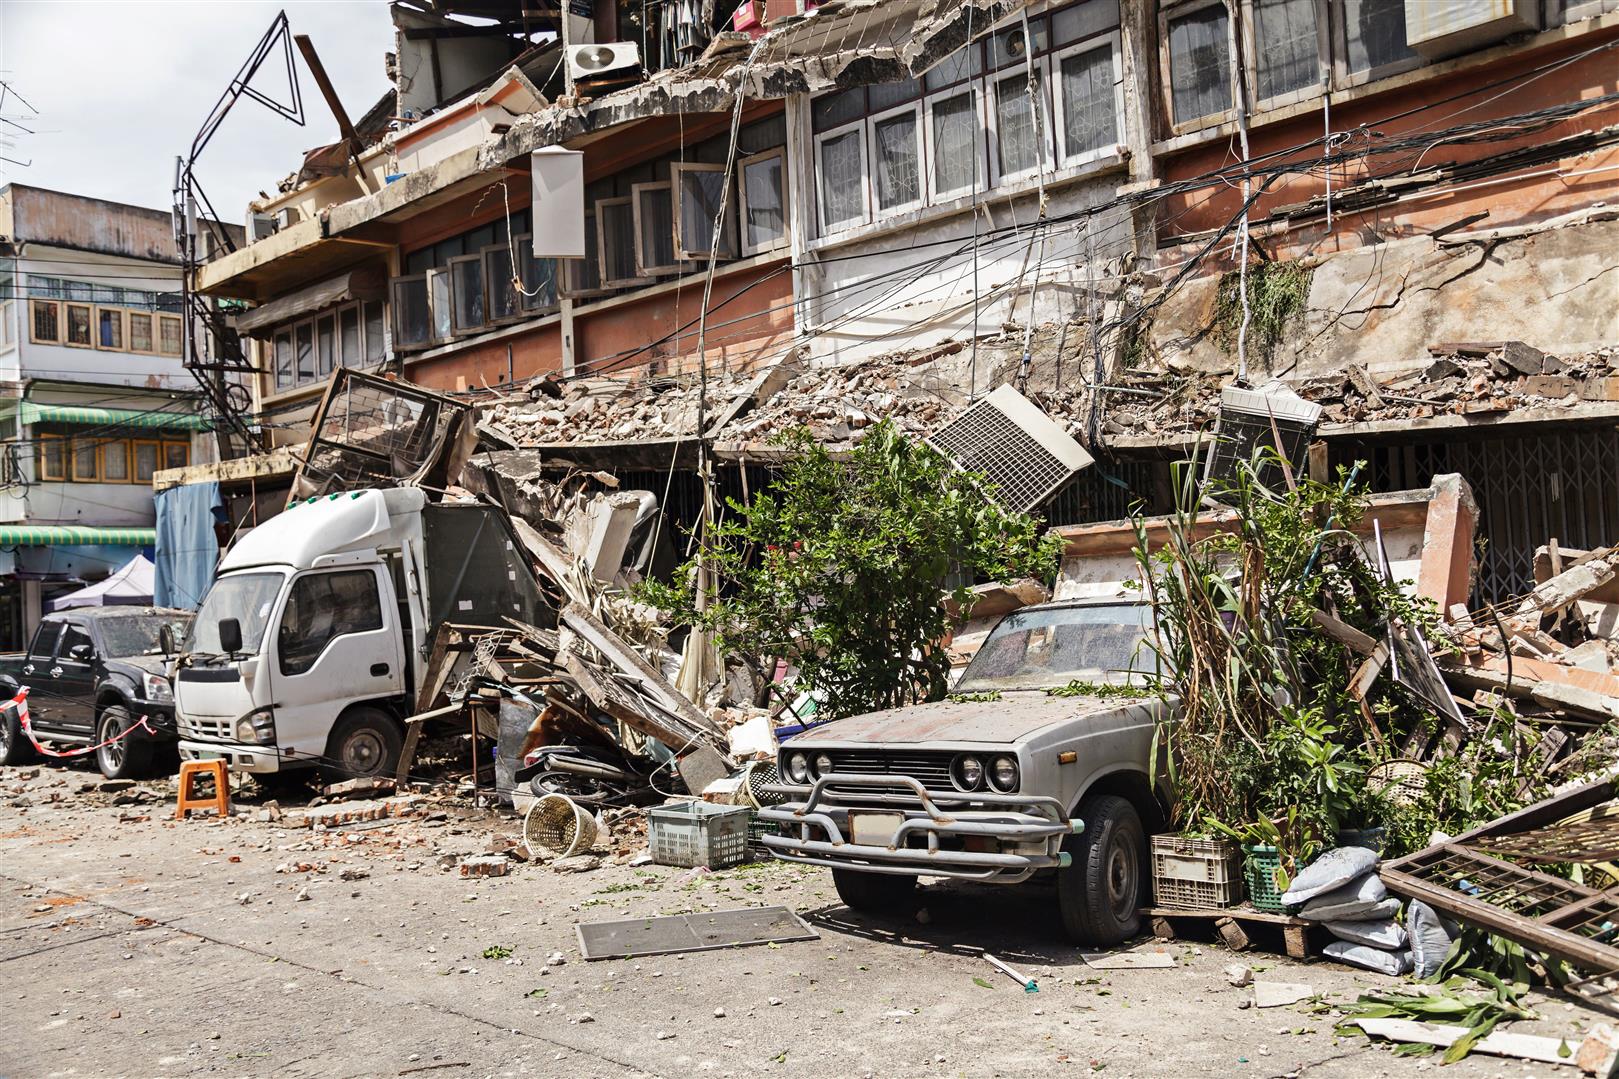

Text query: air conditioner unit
(247, 213), (276, 242)
(1404, 0), (1539, 60)
(273, 206), (299, 231)
(566, 42), (640, 82)
(1201, 379), (1322, 492)
(927, 384), (1095, 513)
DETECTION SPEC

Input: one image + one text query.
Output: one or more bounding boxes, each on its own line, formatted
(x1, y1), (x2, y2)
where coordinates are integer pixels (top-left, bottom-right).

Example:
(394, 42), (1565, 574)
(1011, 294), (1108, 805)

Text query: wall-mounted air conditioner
(927, 384), (1095, 513)
(247, 213), (277, 242)
(1404, 0), (1540, 60)
(273, 206), (299, 232)
(566, 42), (640, 82)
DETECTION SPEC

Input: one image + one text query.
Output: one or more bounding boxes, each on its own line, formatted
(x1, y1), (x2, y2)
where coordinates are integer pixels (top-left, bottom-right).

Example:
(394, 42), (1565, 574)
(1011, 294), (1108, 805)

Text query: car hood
(113, 655), (171, 678)
(792, 693), (1133, 746)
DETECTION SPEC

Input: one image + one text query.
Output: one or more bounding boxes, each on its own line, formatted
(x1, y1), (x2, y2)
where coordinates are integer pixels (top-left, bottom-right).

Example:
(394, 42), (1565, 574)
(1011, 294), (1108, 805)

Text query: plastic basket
(1243, 844), (1288, 913)
(746, 811), (781, 860)
(648, 801), (751, 869)
(1151, 835), (1243, 910)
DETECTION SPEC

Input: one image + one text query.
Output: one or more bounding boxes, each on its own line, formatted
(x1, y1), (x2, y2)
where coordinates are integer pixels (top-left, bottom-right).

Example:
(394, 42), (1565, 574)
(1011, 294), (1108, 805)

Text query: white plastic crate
(1151, 835), (1243, 910)
(648, 801), (751, 869)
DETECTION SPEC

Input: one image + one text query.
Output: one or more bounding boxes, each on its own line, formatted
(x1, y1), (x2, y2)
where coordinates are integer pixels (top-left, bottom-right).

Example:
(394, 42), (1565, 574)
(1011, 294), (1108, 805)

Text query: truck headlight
(234, 707), (276, 746)
(989, 755), (1019, 792)
(786, 753), (810, 783)
(954, 755), (984, 791)
(813, 753), (833, 778)
(142, 673), (173, 703)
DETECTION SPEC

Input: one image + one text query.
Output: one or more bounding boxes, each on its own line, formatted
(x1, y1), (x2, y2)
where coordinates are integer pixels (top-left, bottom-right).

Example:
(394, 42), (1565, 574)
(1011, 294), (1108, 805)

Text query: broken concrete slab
(1253, 982), (1315, 1008)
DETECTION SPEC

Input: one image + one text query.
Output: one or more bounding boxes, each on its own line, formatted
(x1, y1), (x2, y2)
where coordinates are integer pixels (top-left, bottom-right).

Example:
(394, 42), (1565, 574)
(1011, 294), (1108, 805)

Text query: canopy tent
(49, 554), (156, 612)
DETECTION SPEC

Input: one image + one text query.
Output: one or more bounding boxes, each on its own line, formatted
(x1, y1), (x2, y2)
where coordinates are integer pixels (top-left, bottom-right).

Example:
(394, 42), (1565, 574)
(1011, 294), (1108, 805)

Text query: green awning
(0, 526), (156, 547)
(18, 402), (212, 431)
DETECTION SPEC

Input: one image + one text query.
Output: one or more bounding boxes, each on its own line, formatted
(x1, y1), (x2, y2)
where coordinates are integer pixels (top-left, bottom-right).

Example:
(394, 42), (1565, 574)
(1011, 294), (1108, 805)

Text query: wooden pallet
(1142, 905), (1313, 959)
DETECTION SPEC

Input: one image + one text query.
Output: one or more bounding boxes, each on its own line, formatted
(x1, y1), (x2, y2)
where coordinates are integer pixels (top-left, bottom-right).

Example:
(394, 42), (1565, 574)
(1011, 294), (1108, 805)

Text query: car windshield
(187, 572), (284, 656)
(954, 603), (1158, 693)
(99, 614), (194, 657)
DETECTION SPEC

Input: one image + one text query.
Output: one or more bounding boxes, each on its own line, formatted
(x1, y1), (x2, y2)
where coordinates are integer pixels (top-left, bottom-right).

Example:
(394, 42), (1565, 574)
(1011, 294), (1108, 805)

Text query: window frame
(272, 327), (294, 390)
(512, 236), (562, 315)
(157, 314), (183, 357)
(1242, 0), (1329, 111)
(127, 310), (156, 355)
(426, 267), (454, 344)
(670, 162), (739, 263)
(1159, 0), (1239, 133)
(1332, 0), (1425, 88)
(866, 99), (928, 217)
(1052, 33), (1127, 169)
(163, 440), (190, 471)
(481, 242), (523, 324)
(28, 299), (62, 345)
(923, 84), (987, 205)
(293, 318), (316, 384)
(563, 211), (615, 300)
(389, 273), (432, 353)
(447, 252), (488, 335)
(132, 439), (161, 483)
(63, 302), (94, 348)
(595, 196), (654, 290)
(315, 311), (336, 378)
(39, 434), (67, 482)
(100, 438), (131, 484)
(737, 148), (790, 257)
(814, 118), (872, 234)
(69, 438), (100, 483)
(630, 181), (687, 278)
(336, 302), (362, 368)
(985, 55), (1056, 190)
(94, 305), (125, 351)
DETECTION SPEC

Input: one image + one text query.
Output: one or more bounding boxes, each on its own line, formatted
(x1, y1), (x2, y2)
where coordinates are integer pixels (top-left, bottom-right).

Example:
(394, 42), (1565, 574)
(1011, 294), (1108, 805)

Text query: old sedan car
(0, 607), (194, 779)
(759, 599), (1167, 945)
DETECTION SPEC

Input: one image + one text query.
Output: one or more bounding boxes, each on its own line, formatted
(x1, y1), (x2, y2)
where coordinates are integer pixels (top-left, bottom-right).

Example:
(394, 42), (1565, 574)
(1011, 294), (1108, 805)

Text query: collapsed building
(167, 0), (1619, 606)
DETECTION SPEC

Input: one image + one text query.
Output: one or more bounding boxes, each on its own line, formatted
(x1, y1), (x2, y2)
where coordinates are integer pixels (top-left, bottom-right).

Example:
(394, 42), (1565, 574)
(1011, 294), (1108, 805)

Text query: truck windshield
(100, 614), (194, 658)
(187, 572), (283, 656)
(954, 603), (1158, 693)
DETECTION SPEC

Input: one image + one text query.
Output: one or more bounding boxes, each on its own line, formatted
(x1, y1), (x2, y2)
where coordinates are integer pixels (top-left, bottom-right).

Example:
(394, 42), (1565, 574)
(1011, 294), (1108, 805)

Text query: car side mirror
(218, 617), (243, 655)
(159, 623), (175, 656)
(69, 643), (91, 661)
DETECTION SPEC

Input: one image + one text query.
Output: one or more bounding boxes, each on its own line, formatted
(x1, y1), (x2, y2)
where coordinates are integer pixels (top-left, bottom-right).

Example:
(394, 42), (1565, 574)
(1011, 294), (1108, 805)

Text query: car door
(51, 622), (98, 734)
(18, 621), (65, 731)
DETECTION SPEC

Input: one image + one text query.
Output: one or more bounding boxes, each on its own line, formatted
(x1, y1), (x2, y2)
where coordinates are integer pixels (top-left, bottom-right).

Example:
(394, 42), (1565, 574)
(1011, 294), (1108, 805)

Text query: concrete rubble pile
(481, 372), (760, 444)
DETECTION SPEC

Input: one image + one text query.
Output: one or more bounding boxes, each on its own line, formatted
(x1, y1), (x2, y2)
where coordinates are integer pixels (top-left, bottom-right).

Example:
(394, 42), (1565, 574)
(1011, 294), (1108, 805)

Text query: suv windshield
(954, 603), (1157, 693)
(187, 572), (283, 656)
(100, 614), (194, 658)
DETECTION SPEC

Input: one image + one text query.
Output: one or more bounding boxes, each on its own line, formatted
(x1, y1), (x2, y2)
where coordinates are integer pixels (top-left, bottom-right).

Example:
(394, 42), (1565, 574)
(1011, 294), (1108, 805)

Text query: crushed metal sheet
(576, 905), (818, 960)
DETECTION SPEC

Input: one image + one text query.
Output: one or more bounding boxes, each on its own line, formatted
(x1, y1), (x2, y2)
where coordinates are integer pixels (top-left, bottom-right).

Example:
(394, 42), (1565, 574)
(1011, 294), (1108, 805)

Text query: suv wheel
(0, 699), (37, 766)
(323, 708), (403, 782)
(1057, 794), (1145, 946)
(832, 868), (918, 914)
(96, 705), (154, 781)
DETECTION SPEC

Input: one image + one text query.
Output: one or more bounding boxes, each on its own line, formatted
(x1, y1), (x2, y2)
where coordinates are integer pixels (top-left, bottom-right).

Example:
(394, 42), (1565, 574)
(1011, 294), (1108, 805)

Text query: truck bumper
(177, 740), (286, 774)
(758, 773), (1080, 885)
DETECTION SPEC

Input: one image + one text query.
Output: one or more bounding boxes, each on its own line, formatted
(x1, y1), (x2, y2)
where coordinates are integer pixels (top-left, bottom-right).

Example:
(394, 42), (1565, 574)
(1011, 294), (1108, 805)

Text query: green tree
(644, 421), (1064, 719)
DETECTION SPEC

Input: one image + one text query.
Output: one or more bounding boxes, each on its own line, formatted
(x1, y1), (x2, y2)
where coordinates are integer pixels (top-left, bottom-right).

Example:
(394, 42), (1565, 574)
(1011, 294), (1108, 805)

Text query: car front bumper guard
(758, 773), (1082, 884)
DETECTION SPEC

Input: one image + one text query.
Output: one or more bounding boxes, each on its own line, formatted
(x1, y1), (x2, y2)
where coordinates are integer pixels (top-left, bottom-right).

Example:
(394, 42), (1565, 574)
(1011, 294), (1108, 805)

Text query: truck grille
(817, 749), (956, 792)
(178, 715), (232, 741)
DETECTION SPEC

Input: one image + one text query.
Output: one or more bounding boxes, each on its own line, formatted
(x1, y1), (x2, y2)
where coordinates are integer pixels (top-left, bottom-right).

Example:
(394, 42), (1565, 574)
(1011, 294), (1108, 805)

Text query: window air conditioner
(927, 384), (1095, 513)
(247, 213), (277, 242)
(566, 42), (640, 82)
(273, 207), (299, 232)
(1404, 0), (1539, 60)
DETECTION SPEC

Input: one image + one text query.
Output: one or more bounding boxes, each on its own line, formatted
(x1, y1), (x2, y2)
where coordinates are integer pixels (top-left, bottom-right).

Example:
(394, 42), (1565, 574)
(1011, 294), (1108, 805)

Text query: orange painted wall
(408, 320), (564, 391)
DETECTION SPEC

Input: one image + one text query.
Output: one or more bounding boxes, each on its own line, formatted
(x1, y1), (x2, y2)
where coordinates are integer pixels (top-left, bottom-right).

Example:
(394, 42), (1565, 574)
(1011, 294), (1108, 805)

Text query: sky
(1, 1), (396, 221)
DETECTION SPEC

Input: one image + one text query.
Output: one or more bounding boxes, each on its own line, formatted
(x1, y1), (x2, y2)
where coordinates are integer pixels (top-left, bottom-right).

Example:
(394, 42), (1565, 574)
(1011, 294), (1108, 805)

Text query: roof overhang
(231, 266), (388, 337)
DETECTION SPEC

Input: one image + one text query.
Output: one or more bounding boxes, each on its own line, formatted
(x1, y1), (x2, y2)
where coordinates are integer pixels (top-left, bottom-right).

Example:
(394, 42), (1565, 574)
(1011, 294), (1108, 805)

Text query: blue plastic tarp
(154, 481), (221, 610)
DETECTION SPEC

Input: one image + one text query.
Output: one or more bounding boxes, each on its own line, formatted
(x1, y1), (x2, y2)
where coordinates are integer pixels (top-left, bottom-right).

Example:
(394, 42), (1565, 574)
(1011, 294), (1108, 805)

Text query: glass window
(295, 321), (314, 381)
(564, 213), (605, 296)
(72, 439), (98, 482)
(673, 166), (736, 261)
(817, 128), (865, 229)
(1054, 0), (1120, 44)
(57, 625), (94, 662)
(316, 312), (335, 376)
(1255, 0), (1320, 100)
(97, 308), (123, 349)
(987, 20), (1049, 70)
(100, 613), (191, 658)
(273, 329), (293, 389)
(391, 276), (431, 348)
(993, 68), (1045, 180)
(740, 150), (787, 254)
(598, 198), (641, 285)
(363, 300), (386, 362)
(27, 621), (62, 660)
(338, 305), (360, 367)
(1344, 0), (1415, 73)
(516, 241), (559, 312)
(1058, 42), (1119, 160)
(133, 441), (160, 482)
(867, 78), (922, 112)
(428, 268), (452, 340)
(633, 183), (680, 274)
(129, 312), (154, 352)
(277, 570), (384, 676)
(924, 45), (981, 92)
(164, 442), (189, 470)
(158, 316), (183, 356)
(66, 304), (93, 346)
(871, 109), (922, 212)
(40, 437), (67, 481)
(811, 87), (866, 133)
(188, 571), (282, 656)
(450, 255), (486, 333)
(930, 91), (980, 198)
(485, 245), (520, 321)
(102, 439), (130, 482)
(30, 300), (60, 343)
(1167, 3), (1234, 124)
(736, 113), (788, 155)
(954, 603), (1155, 693)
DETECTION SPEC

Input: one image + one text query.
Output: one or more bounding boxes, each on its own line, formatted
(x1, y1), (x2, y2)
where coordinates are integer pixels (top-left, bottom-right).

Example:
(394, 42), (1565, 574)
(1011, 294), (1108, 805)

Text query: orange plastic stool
(175, 760), (231, 820)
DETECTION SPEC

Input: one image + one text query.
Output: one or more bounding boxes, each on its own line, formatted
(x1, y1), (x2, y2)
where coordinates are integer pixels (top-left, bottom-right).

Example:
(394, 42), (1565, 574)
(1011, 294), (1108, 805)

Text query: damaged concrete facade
(190, 0), (1619, 600)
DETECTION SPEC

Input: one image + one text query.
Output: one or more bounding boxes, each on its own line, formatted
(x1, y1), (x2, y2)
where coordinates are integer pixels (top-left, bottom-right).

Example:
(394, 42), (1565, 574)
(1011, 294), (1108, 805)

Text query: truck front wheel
(832, 868), (918, 914)
(323, 708), (403, 782)
(96, 705), (154, 780)
(1057, 794), (1145, 946)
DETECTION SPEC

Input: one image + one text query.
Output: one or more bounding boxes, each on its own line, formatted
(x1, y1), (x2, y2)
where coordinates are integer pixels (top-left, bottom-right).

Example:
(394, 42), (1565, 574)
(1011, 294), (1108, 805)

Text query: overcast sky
(1, 1), (396, 221)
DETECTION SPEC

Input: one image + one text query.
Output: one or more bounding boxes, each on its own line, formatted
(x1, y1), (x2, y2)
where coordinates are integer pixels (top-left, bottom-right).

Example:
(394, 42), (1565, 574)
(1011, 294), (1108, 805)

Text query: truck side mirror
(159, 623), (175, 656)
(69, 643), (91, 661)
(219, 617), (243, 655)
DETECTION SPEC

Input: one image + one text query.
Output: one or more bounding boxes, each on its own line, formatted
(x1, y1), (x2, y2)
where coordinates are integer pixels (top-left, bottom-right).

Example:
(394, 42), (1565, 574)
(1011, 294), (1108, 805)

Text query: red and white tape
(5, 686), (157, 759)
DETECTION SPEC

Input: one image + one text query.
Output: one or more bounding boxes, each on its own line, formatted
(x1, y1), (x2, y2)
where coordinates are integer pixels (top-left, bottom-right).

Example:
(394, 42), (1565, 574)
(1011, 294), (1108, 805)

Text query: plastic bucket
(523, 793), (598, 859)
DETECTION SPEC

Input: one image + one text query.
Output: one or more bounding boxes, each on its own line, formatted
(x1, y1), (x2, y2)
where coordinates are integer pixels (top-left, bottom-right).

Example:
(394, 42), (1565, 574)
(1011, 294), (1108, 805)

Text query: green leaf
(973, 977), (994, 989)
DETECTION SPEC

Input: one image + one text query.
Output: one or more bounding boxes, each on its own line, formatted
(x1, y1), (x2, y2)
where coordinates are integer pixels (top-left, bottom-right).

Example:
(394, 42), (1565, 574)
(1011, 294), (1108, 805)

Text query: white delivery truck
(174, 487), (546, 779)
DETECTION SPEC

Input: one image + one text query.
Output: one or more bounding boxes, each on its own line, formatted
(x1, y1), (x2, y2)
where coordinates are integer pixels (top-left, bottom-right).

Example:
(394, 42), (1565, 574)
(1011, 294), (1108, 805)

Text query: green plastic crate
(1243, 844), (1288, 912)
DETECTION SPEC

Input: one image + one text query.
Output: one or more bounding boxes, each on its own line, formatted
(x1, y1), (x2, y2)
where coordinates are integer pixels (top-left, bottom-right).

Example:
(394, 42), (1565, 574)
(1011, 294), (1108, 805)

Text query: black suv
(0, 608), (193, 779)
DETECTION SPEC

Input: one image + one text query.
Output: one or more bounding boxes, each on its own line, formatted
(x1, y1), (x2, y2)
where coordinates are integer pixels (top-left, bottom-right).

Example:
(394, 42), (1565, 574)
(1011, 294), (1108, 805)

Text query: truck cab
(175, 487), (545, 780)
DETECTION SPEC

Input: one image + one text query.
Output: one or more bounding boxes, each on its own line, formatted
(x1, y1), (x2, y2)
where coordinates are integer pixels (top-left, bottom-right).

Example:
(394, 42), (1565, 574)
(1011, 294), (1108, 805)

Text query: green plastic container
(1243, 844), (1288, 912)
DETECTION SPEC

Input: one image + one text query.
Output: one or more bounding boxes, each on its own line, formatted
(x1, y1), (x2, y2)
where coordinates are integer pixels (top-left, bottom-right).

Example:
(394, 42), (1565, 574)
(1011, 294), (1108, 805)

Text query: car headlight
(234, 707), (276, 746)
(142, 673), (173, 702)
(813, 753), (834, 778)
(955, 755), (984, 791)
(786, 752), (810, 783)
(989, 755), (1019, 792)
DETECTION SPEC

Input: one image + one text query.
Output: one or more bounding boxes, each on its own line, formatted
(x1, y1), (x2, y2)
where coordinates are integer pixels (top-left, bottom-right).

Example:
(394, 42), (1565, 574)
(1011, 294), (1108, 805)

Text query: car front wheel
(1057, 794), (1145, 946)
(832, 868), (918, 914)
(96, 705), (154, 780)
